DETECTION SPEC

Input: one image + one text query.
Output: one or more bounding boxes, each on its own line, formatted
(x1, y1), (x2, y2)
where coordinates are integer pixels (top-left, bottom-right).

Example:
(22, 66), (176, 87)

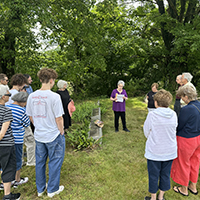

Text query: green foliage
(71, 102), (98, 123)
(67, 100), (108, 150)
(67, 126), (95, 151)
(0, 0), (50, 76)
(1, 0), (200, 96)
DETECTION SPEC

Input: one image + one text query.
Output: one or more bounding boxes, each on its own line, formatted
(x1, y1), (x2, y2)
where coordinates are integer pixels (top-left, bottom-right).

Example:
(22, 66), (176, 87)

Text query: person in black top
(56, 80), (72, 131)
(147, 83), (158, 112)
(174, 75), (182, 117)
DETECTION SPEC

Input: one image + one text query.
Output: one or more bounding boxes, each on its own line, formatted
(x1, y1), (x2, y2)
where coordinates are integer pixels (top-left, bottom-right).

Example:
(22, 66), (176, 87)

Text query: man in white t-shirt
(26, 68), (65, 198)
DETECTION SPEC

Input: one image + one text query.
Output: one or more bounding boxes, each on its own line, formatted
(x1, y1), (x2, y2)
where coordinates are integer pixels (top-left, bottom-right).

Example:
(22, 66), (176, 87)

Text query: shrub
(67, 100), (108, 150)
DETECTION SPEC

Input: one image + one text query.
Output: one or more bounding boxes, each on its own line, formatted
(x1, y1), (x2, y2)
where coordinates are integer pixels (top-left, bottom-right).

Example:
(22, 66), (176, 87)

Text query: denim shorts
(15, 144), (23, 171)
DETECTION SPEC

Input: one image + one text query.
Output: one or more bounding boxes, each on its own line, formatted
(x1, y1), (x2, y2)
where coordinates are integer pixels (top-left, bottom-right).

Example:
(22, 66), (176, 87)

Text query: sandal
(173, 186), (188, 196)
(188, 187), (198, 195)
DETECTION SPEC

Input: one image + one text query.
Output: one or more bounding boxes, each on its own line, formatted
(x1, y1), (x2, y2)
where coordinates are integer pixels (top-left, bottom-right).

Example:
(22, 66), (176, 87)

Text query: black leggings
(114, 111), (126, 130)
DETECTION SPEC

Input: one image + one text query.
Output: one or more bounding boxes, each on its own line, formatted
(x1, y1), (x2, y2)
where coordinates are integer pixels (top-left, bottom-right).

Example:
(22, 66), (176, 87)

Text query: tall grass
(1, 98), (200, 199)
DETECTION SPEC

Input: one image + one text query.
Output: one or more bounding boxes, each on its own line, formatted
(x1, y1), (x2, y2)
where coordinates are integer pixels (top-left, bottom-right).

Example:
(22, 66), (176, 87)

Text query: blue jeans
(35, 134), (65, 193)
(15, 144), (23, 171)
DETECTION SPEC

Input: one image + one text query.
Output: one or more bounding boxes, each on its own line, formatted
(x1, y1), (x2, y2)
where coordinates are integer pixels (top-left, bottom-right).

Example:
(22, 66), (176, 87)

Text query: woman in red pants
(171, 85), (200, 196)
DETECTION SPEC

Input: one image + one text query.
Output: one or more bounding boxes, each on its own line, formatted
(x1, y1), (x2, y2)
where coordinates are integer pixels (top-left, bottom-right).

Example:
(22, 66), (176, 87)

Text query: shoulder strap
(192, 104), (200, 113)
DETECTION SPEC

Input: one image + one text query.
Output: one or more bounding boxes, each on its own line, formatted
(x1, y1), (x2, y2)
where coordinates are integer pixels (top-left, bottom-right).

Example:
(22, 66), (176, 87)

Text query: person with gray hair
(6, 92), (30, 188)
(182, 72), (193, 82)
(110, 80), (130, 132)
(0, 85), (21, 199)
(117, 80), (125, 86)
(56, 80), (72, 131)
(174, 75), (183, 116)
(171, 85), (200, 196)
(57, 80), (68, 89)
(180, 72), (196, 107)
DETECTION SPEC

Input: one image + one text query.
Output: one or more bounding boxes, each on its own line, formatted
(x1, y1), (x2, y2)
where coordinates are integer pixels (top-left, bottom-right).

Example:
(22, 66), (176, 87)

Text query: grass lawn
(1, 97), (200, 199)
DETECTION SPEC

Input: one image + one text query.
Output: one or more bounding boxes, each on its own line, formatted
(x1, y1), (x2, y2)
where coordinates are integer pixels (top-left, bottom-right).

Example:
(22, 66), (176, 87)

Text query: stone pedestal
(89, 107), (102, 144)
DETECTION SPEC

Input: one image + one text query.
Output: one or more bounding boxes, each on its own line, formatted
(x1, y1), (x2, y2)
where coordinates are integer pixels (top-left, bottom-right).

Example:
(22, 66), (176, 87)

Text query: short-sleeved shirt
(0, 105), (14, 146)
(6, 104), (30, 144)
(147, 91), (156, 108)
(26, 90), (64, 143)
(110, 89), (128, 112)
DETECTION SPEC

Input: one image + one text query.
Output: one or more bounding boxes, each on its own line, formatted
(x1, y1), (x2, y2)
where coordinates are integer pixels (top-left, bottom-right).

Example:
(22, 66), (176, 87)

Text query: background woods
(0, 0), (200, 97)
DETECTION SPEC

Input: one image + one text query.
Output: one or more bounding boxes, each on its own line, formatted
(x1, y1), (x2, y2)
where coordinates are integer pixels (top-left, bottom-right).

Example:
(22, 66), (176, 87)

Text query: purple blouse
(110, 89), (128, 112)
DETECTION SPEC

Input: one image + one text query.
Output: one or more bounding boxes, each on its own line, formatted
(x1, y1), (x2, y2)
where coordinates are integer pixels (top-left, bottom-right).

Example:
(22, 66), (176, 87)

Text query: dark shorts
(15, 144), (23, 171)
(147, 159), (173, 193)
(0, 145), (16, 183)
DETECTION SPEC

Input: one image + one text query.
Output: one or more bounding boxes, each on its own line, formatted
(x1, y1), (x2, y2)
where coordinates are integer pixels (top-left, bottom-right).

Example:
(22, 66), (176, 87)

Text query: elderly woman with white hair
(110, 80), (130, 132)
(171, 85), (200, 197)
(56, 80), (72, 131)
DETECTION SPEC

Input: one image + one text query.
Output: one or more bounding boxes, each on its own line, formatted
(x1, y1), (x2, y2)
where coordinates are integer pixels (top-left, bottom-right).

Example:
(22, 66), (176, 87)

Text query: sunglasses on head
(4, 93), (11, 97)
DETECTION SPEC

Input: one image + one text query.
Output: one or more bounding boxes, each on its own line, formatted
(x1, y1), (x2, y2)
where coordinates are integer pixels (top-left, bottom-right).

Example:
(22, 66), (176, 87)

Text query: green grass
(1, 97), (200, 199)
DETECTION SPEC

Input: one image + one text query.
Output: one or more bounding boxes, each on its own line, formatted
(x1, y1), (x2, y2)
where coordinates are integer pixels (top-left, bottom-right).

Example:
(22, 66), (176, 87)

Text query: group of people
(144, 72), (200, 200)
(0, 69), (73, 200)
(1, 69), (200, 200)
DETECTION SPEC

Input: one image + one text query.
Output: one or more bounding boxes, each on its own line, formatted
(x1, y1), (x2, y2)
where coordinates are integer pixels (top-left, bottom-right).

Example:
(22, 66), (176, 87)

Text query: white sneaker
(38, 183), (48, 197)
(26, 163), (35, 166)
(0, 183), (4, 190)
(13, 177), (29, 188)
(47, 185), (64, 198)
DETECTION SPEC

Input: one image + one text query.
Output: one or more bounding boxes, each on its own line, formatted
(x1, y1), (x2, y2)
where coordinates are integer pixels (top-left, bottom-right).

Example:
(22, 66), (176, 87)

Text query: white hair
(117, 80), (125, 86)
(177, 85), (197, 100)
(0, 85), (9, 99)
(57, 80), (68, 89)
(177, 75), (182, 80)
(182, 72), (193, 82)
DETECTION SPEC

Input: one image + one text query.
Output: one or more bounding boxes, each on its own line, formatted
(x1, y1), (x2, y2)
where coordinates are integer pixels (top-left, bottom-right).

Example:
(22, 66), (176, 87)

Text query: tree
(0, 0), (49, 77)
(129, 0), (200, 90)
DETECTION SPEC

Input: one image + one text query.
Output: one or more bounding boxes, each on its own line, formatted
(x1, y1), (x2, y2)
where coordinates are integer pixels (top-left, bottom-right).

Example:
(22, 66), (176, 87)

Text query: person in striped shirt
(6, 92), (30, 188)
(0, 85), (21, 200)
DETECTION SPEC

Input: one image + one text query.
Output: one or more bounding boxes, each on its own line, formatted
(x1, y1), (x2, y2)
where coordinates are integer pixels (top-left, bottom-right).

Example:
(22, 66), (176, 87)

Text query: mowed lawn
(1, 97), (200, 200)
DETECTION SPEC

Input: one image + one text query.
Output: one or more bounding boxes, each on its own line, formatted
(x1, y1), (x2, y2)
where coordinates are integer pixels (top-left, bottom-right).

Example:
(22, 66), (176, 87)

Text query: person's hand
(123, 96), (128, 100)
(60, 131), (64, 135)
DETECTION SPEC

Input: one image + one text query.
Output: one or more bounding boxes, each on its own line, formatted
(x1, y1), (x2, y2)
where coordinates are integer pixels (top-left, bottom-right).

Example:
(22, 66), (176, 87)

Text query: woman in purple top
(110, 80), (130, 132)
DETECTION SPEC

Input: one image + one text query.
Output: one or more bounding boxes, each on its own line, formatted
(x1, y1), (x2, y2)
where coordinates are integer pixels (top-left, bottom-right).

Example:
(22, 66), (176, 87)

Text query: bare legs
(173, 182), (198, 196)
(188, 182), (197, 193)
(15, 170), (21, 182)
(3, 182), (11, 195)
(149, 190), (165, 200)
(157, 190), (165, 200)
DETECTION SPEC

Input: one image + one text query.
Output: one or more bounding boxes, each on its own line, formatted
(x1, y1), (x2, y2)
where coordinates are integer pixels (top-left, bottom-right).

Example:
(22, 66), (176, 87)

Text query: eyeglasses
(4, 79), (9, 82)
(4, 93), (11, 97)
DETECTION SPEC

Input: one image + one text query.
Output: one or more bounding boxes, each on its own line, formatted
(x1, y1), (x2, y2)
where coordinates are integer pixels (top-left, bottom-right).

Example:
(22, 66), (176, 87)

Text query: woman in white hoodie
(143, 89), (178, 200)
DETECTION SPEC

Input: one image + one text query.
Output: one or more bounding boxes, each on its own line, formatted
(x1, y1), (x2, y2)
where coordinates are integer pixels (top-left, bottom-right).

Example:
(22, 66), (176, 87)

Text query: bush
(71, 102), (98, 123)
(67, 125), (94, 151)
(67, 100), (108, 150)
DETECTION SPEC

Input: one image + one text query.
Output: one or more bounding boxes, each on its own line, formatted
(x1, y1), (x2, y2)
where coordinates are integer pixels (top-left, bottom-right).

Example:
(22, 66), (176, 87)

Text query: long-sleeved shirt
(143, 107), (178, 161)
(177, 100), (200, 138)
